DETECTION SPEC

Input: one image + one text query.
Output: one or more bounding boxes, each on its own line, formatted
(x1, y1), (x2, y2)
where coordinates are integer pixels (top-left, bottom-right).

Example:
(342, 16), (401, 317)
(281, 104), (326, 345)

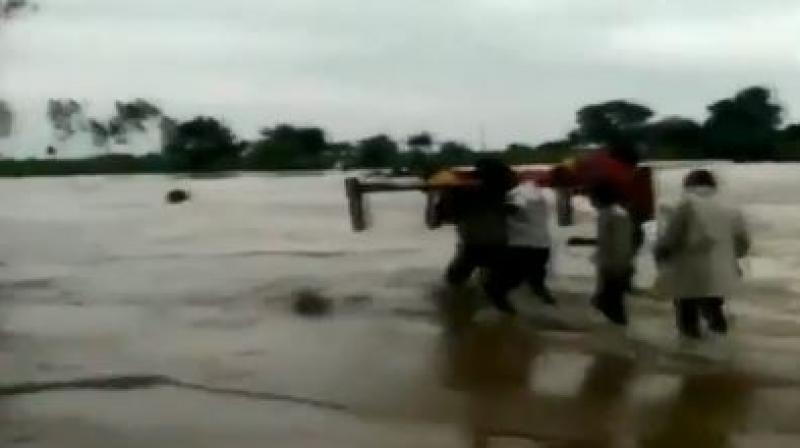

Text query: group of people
(436, 158), (556, 314)
(436, 157), (750, 339)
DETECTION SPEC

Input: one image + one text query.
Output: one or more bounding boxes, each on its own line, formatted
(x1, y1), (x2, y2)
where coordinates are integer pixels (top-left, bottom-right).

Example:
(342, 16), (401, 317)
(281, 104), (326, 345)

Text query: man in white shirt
(505, 181), (556, 304)
(483, 176), (556, 311)
(655, 169), (750, 338)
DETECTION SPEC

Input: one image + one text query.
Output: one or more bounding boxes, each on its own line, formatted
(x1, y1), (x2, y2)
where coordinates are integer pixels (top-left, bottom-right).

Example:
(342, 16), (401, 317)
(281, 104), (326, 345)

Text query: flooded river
(1, 165), (800, 447)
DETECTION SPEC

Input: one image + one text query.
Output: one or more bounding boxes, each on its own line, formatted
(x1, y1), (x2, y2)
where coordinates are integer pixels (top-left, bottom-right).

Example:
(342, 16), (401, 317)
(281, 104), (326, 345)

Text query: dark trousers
(675, 297), (727, 338)
(593, 272), (629, 325)
(445, 245), (502, 286)
(446, 246), (552, 313)
(513, 247), (551, 296)
(484, 247), (554, 312)
(445, 244), (514, 313)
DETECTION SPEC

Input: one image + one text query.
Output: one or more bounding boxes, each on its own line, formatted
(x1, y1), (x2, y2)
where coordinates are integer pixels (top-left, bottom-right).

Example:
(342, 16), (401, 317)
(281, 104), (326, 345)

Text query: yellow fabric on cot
(428, 170), (462, 187)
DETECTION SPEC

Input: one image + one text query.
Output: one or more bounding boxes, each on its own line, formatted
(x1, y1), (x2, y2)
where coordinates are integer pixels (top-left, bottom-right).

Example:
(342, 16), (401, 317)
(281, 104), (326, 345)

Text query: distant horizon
(3, 0), (800, 157)
(2, 83), (798, 159)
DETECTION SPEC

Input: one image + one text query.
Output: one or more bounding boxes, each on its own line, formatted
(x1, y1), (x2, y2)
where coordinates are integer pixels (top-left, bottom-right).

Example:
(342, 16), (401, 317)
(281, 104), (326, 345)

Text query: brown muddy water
(2, 167), (800, 447)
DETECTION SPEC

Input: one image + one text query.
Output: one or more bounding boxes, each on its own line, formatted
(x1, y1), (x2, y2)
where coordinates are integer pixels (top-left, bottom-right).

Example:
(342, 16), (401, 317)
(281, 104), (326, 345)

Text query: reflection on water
(434, 287), (760, 447)
(639, 374), (754, 448)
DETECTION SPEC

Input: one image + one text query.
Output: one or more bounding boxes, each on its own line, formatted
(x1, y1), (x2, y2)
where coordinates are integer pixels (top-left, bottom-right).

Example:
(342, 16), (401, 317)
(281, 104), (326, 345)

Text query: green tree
(246, 140), (297, 170)
(399, 149), (431, 176)
(776, 123), (800, 160)
(108, 117), (126, 144)
(507, 143), (535, 152)
(108, 99), (162, 144)
(535, 140), (571, 152)
(47, 99), (83, 141)
(356, 134), (399, 168)
(643, 117), (703, 159)
(438, 140), (474, 166)
(0, 100), (11, 138)
(163, 116), (242, 170)
(783, 123), (800, 141)
(113, 99), (161, 130)
(504, 142), (536, 164)
(265, 125), (326, 157)
(327, 142), (356, 169)
(159, 116), (179, 149)
(407, 132), (433, 152)
(89, 119), (109, 148)
(704, 86), (782, 160)
(245, 124), (329, 170)
(575, 100), (653, 143)
(1, 0), (35, 20)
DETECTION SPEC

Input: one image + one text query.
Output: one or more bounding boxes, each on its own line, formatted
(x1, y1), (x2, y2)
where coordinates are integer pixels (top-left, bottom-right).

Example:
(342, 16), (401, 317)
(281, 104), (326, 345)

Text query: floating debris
(166, 189), (191, 204)
(292, 289), (333, 317)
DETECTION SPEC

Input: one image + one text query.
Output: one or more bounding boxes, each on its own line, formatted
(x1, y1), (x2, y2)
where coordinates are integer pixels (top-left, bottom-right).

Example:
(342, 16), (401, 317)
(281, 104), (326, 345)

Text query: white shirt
(655, 187), (750, 298)
(506, 183), (551, 248)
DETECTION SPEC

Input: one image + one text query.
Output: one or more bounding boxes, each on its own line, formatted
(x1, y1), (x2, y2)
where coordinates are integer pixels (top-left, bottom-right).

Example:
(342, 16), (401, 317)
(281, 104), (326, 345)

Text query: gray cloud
(2, 0), (800, 156)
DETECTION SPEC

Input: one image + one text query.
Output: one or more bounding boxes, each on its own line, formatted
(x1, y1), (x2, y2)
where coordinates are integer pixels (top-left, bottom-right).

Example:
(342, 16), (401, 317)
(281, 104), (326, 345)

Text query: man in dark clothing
(439, 158), (517, 312)
(442, 188), (508, 285)
(605, 133), (646, 292)
(589, 182), (635, 325)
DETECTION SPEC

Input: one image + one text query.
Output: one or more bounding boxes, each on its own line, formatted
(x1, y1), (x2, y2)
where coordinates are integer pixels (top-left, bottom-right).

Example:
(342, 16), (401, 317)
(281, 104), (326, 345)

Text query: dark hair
(589, 181), (620, 206)
(605, 132), (641, 167)
(473, 157), (517, 192)
(684, 169), (717, 189)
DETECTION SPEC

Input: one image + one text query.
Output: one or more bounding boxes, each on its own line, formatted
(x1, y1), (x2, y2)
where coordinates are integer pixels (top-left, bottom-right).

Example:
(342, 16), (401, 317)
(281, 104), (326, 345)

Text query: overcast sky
(2, 0), (800, 155)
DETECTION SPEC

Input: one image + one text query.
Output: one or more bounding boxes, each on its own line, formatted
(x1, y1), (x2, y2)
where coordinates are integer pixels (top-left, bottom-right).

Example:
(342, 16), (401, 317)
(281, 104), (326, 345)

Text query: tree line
(5, 3), (800, 174)
(2, 84), (800, 176)
(566, 85), (792, 162)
